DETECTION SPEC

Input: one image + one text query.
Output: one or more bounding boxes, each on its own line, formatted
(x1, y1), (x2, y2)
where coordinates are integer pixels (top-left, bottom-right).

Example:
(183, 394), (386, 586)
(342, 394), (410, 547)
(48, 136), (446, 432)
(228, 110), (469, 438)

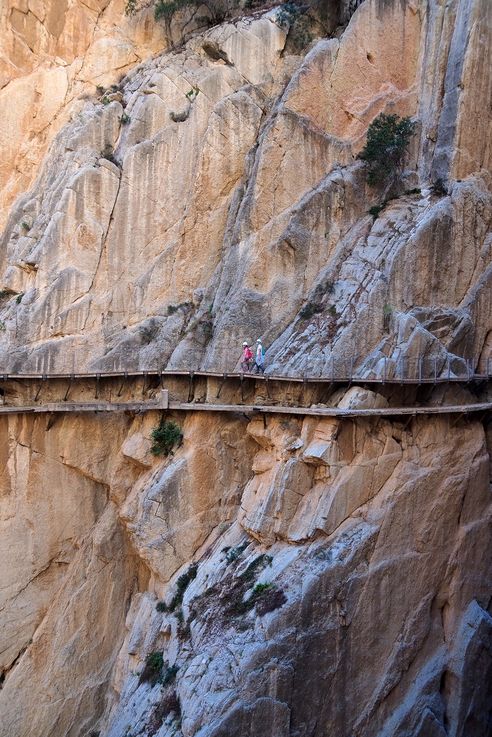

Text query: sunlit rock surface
(0, 0), (489, 375)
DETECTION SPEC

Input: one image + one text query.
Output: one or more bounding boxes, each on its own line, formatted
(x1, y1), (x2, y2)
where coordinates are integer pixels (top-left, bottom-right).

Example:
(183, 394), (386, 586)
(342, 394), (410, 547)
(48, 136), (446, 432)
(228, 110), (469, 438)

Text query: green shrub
(368, 204), (384, 219)
(276, 1), (301, 28)
(139, 651), (164, 685)
(239, 554), (272, 583)
(227, 580), (286, 617)
(120, 112), (131, 124)
(156, 601), (168, 612)
(155, 0), (194, 20)
(16, 293), (24, 304)
(167, 562), (198, 611)
(251, 582), (275, 596)
(176, 562), (198, 594)
(223, 542), (248, 564)
(185, 87), (199, 100)
(300, 301), (323, 320)
(276, 2), (312, 52)
(21, 221), (31, 232)
(359, 113), (416, 186)
(150, 419), (183, 456)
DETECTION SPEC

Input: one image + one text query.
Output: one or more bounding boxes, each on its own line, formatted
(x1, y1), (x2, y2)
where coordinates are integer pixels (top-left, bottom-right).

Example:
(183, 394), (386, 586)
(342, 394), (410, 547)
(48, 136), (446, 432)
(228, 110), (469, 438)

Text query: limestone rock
(0, 0), (489, 375)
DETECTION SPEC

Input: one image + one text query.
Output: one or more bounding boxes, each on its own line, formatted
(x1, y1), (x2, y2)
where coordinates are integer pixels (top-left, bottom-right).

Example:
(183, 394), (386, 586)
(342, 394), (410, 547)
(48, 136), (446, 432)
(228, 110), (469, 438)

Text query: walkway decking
(0, 390), (490, 418)
(0, 370), (490, 418)
(166, 400), (492, 418)
(0, 369), (490, 384)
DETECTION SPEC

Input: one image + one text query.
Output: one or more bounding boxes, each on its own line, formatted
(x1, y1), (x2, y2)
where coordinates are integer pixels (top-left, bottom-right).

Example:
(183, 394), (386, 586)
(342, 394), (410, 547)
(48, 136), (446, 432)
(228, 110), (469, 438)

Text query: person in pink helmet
(241, 341), (253, 372)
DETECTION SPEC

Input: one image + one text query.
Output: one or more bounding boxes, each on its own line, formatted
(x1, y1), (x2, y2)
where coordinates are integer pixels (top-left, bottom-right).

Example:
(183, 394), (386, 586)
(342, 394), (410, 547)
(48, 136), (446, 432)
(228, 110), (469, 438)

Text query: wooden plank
(168, 401), (492, 417)
(0, 393), (489, 417)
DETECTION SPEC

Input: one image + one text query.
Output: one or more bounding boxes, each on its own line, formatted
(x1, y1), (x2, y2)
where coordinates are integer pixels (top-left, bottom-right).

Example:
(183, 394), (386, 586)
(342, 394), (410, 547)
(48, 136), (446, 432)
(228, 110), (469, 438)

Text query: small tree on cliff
(150, 419), (183, 456)
(359, 113), (416, 186)
(154, 0), (236, 23)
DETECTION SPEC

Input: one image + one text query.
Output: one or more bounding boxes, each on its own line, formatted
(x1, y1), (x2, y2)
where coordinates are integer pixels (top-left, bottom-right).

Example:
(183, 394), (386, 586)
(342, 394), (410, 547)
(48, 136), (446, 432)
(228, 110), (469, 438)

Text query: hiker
(241, 341), (253, 372)
(253, 338), (265, 374)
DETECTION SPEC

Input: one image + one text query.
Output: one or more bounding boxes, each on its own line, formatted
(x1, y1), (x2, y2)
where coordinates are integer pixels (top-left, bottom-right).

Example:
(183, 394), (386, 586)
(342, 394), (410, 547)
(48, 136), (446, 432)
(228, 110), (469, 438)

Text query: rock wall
(0, 0), (170, 235)
(0, 0), (491, 736)
(0, 387), (490, 737)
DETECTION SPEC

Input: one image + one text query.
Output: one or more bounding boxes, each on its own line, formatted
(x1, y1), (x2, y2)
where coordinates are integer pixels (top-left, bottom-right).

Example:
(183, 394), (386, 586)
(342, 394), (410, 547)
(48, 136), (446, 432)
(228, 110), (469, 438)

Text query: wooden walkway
(0, 391), (490, 418)
(0, 391), (170, 415)
(168, 400), (492, 417)
(0, 369), (490, 384)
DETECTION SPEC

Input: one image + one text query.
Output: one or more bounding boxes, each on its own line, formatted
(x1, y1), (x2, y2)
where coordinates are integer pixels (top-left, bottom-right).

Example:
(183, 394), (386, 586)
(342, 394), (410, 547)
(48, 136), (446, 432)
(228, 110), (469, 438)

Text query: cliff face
(0, 391), (491, 736)
(0, 0), (490, 376)
(0, 1), (491, 736)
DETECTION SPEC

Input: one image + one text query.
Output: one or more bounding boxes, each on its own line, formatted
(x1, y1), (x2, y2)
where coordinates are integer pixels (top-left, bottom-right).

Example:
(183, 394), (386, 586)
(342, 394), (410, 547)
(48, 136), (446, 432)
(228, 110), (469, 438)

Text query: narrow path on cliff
(0, 370), (490, 417)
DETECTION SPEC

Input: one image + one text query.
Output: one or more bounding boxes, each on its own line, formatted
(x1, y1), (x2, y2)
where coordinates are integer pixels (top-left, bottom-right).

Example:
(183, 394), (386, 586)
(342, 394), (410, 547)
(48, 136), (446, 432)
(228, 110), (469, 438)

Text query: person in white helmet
(241, 341), (253, 372)
(253, 338), (265, 374)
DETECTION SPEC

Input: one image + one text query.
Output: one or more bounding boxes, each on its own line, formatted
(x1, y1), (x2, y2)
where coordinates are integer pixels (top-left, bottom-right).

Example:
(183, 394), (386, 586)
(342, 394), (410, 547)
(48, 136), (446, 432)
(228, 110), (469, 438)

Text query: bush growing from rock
(300, 301), (323, 320)
(368, 204), (384, 219)
(359, 113), (416, 186)
(167, 562), (198, 611)
(139, 651), (164, 685)
(150, 419), (183, 456)
(276, 2), (313, 51)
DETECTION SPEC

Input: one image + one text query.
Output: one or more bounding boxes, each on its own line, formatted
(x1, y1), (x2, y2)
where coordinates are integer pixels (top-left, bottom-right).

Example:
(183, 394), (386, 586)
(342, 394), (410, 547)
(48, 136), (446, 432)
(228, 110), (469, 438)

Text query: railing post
(331, 357), (335, 382)
(434, 357), (437, 383)
(383, 356), (387, 383)
(447, 356), (451, 381)
(418, 357), (422, 384)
